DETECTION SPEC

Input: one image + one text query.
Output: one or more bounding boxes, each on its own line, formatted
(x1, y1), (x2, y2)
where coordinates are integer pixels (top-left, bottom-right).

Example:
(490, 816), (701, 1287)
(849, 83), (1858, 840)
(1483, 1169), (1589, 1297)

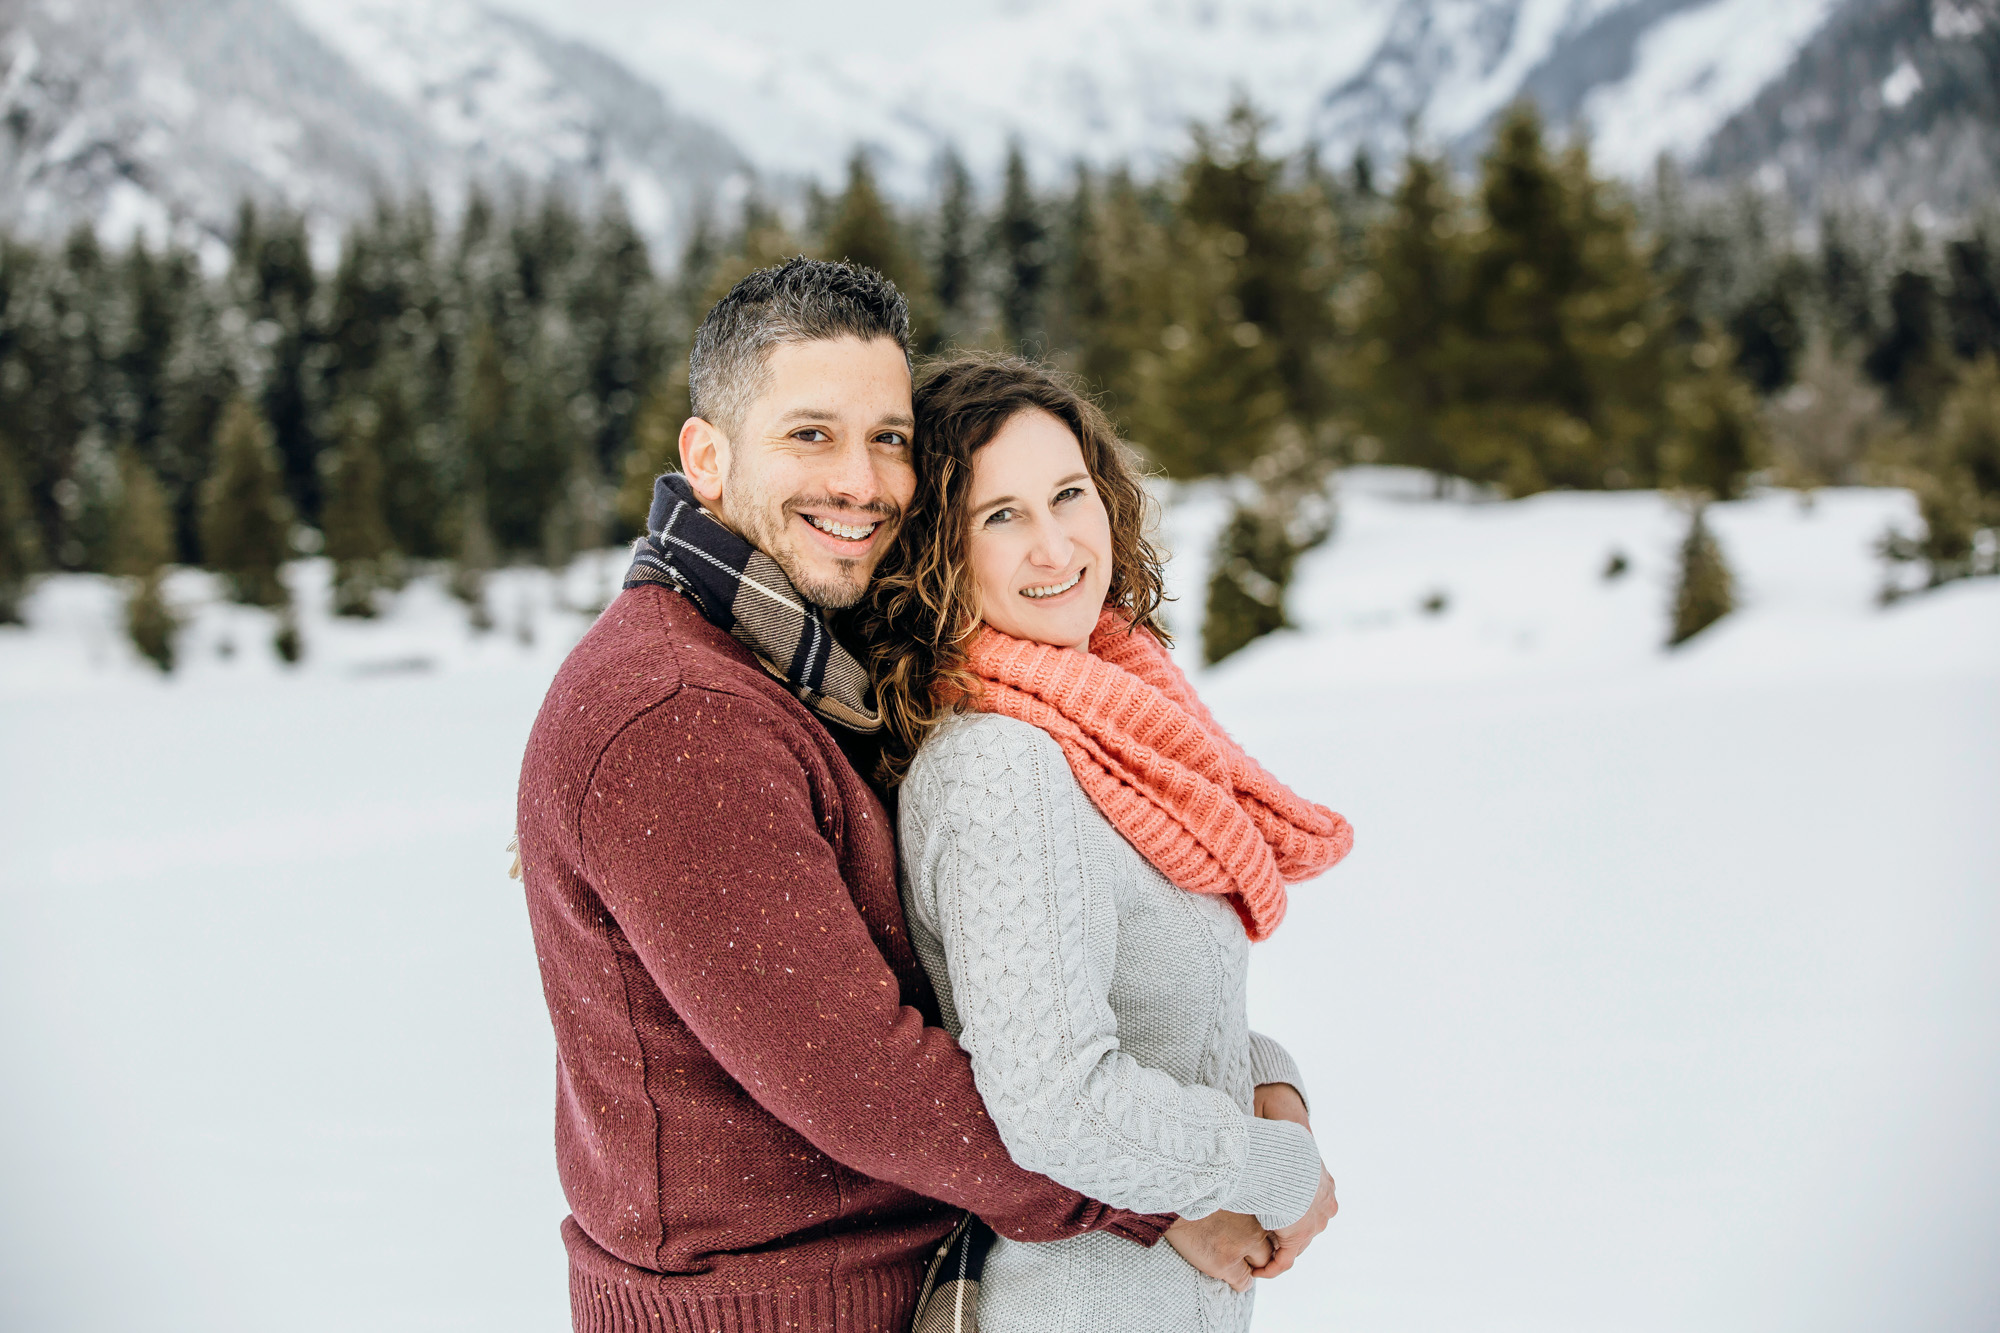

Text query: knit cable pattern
(963, 607), (1353, 941)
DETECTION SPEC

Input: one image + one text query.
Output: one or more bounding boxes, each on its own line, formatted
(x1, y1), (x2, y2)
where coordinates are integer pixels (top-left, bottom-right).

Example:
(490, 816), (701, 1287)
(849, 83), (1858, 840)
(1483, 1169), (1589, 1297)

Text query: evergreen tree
(201, 397), (293, 608)
(0, 432), (39, 624)
(1664, 335), (1765, 499)
(367, 346), (452, 560)
(1726, 257), (1810, 393)
(1944, 226), (2000, 363)
(322, 405), (397, 617)
(451, 488), (498, 632)
(1178, 101), (1341, 433)
(112, 450), (179, 671)
(571, 197), (665, 477)
(1668, 504), (1734, 646)
(1865, 264), (1953, 418)
(1201, 494), (1311, 665)
(1451, 104), (1673, 495)
(931, 147), (980, 346)
(992, 142), (1050, 350)
(822, 151), (931, 344)
(617, 369), (689, 537)
(1129, 227), (1288, 478)
(1045, 163), (1108, 365)
(232, 204), (325, 522)
(1354, 153), (1465, 483)
(1898, 356), (2000, 585)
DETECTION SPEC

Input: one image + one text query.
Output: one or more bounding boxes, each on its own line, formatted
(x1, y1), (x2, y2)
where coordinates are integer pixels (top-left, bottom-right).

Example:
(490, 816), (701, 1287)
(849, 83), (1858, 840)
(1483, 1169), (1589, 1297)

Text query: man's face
(709, 336), (915, 609)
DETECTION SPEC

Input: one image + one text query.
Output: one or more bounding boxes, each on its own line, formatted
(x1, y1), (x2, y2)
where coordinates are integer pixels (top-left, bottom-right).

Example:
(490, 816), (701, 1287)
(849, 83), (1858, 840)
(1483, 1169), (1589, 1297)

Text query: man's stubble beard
(726, 451), (895, 611)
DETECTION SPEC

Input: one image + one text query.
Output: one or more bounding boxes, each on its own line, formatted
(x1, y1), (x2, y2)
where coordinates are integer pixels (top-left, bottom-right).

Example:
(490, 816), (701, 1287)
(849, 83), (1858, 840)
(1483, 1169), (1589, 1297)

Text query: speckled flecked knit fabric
(899, 711), (1327, 1333)
(964, 609), (1353, 941)
(516, 585), (1171, 1333)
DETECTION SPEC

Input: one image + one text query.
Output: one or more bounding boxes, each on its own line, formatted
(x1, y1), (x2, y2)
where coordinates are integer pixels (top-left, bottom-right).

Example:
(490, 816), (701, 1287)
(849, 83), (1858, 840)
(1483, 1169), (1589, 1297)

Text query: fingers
(1252, 1237), (1302, 1280)
(1225, 1258), (1255, 1293)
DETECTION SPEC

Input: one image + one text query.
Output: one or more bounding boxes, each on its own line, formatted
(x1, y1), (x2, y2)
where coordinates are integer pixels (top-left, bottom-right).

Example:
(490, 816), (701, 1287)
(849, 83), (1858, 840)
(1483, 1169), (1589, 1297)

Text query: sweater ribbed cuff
(1101, 1208), (1176, 1246)
(1226, 1116), (1324, 1230)
(1247, 1030), (1310, 1112)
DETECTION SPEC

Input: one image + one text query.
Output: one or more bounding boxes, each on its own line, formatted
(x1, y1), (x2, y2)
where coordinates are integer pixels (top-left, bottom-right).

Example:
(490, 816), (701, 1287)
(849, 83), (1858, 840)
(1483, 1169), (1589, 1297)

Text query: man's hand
(1165, 1211), (1273, 1293)
(1253, 1165), (1338, 1279)
(1253, 1081), (1310, 1129)
(1251, 1080), (1334, 1279)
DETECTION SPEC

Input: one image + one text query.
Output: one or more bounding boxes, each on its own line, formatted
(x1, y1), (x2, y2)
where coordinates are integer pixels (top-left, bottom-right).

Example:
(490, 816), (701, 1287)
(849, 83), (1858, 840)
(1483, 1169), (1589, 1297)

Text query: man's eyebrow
(771, 408), (916, 431)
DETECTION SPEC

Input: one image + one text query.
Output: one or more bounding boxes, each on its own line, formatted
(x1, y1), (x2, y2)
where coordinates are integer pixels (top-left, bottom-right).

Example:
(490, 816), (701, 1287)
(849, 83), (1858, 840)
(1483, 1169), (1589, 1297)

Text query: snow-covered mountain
(0, 0), (1981, 259)
(1700, 0), (2000, 218)
(1313, 0), (1841, 177)
(476, 0), (1850, 188)
(0, 0), (748, 257)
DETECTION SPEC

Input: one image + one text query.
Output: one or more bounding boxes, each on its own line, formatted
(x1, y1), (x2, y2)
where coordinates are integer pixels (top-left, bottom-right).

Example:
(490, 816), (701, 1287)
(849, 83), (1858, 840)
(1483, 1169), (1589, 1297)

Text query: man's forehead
(755, 336), (913, 419)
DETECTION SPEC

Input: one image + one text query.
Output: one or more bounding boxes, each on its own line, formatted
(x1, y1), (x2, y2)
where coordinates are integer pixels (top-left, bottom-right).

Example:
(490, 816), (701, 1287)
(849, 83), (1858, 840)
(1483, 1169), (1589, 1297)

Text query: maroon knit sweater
(517, 584), (1170, 1333)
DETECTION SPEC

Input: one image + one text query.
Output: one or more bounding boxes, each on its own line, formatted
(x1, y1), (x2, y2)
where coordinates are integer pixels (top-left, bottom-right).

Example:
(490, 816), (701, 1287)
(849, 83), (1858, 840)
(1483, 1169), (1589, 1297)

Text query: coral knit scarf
(963, 607), (1353, 941)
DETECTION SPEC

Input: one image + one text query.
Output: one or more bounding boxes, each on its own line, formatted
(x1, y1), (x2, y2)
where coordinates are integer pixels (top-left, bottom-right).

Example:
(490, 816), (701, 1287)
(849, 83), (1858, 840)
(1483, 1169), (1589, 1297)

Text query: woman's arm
(908, 715), (1324, 1230)
(1248, 1030), (1310, 1114)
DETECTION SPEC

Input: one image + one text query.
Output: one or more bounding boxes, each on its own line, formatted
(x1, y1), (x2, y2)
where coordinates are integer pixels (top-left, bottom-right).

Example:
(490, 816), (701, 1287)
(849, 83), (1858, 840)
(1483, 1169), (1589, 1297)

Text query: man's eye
(876, 431), (909, 449)
(793, 428), (830, 443)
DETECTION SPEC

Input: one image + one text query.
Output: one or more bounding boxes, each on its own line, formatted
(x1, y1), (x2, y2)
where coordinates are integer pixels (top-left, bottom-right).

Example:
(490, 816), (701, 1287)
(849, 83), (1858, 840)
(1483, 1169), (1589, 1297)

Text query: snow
(3, 477), (1997, 1331)
(1582, 0), (1840, 177)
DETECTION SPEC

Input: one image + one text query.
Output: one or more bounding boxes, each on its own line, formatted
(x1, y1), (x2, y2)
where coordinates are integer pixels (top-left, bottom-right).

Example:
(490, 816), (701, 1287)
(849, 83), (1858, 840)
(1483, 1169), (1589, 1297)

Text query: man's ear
(680, 417), (728, 508)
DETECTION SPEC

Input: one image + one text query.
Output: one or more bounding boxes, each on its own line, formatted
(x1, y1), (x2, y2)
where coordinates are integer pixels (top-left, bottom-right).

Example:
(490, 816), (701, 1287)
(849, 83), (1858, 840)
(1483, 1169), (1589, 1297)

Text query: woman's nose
(1029, 513), (1073, 568)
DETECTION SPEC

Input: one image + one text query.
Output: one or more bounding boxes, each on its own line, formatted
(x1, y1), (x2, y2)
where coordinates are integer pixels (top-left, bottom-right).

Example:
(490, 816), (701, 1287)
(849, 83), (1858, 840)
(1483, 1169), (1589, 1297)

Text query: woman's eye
(984, 507), (1014, 526)
(1054, 486), (1085, 504)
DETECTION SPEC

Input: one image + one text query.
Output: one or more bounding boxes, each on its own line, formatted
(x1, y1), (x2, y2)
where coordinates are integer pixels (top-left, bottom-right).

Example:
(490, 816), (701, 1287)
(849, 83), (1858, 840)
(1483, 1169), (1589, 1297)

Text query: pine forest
(2, 100), (1996, 667)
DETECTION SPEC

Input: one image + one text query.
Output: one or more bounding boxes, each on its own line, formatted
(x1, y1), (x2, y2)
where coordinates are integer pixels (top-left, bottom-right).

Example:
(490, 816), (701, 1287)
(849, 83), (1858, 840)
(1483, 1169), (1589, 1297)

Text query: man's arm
(578, 697), (1168, 1245)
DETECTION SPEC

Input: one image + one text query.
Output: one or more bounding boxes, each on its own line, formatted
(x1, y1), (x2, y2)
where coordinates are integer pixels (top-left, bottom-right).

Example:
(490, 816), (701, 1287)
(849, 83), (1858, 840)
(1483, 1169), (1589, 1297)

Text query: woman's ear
(680, 417), (728, 508)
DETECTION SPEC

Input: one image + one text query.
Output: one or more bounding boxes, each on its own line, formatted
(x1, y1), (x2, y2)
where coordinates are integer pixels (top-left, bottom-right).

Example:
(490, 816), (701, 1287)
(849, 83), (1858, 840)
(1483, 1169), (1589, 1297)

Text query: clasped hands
(1163, 1082), (1338, 1293)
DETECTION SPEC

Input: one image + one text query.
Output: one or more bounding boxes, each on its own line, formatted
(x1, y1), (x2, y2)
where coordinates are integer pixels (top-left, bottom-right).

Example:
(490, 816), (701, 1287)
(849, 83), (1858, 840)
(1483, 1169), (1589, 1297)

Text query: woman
(863, 353), (1353, 1331)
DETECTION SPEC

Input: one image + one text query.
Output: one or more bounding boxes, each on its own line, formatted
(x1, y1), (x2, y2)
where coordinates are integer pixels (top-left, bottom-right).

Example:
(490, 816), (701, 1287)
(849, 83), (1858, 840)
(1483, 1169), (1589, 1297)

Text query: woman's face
(965, 409), (1113, 652)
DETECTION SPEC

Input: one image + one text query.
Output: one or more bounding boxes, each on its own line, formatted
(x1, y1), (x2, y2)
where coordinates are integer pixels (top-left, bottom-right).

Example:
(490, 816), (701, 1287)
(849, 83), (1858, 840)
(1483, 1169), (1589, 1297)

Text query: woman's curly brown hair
(859, 351), (1169, 785)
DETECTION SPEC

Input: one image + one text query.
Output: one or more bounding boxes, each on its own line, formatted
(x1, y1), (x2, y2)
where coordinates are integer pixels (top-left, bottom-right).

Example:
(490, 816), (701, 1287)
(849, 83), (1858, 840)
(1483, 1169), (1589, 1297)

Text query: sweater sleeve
(1247, 1031), (1311, 1112)
(907, 716), (1324, 1230)
(578, 693), (1168, 1247)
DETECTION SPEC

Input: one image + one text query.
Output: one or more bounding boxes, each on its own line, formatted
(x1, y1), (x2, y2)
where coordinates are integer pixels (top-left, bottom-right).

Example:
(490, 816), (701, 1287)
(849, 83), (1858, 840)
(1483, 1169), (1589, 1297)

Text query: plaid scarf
(624, 473), (881, 734)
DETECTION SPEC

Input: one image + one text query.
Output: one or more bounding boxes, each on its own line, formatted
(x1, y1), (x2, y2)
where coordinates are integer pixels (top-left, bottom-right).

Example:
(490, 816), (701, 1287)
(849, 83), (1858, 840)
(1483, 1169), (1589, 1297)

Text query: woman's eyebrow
(970, 494), (1017, 518)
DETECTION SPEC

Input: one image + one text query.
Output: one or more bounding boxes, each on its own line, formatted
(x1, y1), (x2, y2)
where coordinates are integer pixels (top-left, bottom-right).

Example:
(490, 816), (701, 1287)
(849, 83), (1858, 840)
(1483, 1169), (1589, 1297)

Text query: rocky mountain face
(1309, 0), (1843, 177)
(0, 0), (1985, 259)
(0, 0), (747, 257)
(1700, 0), (1999, 219)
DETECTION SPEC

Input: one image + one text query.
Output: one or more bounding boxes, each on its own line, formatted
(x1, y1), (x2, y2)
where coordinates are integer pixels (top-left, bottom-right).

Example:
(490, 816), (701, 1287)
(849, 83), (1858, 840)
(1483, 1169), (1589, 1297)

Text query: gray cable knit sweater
(899, 711), (1325, 1333)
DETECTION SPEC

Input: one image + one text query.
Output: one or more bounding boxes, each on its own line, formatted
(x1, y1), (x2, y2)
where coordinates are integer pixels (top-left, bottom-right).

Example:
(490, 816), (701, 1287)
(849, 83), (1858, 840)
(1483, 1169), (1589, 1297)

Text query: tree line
(1, 100), (1996, 670)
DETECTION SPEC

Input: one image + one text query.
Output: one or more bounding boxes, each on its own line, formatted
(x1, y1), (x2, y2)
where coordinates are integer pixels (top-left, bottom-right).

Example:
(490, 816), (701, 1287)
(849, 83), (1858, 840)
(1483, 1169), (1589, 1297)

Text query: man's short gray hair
(689, 256), (913, 438)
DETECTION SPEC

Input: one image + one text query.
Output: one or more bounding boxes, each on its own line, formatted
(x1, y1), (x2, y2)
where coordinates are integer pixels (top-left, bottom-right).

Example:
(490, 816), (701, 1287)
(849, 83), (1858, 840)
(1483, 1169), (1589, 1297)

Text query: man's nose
(821, 436), (884, 508)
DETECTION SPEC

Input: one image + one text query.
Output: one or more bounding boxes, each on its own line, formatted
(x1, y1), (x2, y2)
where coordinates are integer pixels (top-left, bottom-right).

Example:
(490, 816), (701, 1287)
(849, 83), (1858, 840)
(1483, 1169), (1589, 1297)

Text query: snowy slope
(0, 0), (443, 257)
(477, 0), (1846, 189)
(3, 478), (1996, 1331)
(0, 0), (748, 255)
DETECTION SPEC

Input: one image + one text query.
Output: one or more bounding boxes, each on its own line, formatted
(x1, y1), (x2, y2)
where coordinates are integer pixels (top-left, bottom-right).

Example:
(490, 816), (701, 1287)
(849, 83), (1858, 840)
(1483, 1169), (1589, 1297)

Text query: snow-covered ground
(2, 473), (1996, 1332)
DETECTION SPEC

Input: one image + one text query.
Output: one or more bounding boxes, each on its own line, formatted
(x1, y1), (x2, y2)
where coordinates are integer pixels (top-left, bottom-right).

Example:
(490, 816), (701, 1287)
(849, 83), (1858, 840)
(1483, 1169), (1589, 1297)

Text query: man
(516, 257), (1322, 1331)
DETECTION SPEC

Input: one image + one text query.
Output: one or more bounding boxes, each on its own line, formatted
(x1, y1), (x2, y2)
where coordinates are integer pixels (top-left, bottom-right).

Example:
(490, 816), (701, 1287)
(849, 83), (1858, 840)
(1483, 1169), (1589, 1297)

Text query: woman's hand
(1253, 1165), (1338, 1279)
(1165, 1211), (1274, 1293)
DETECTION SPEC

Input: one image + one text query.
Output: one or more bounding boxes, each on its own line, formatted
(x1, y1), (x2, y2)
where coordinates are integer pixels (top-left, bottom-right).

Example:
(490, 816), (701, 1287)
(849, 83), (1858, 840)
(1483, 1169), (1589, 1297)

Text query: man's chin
(782, 554), (871, 611)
